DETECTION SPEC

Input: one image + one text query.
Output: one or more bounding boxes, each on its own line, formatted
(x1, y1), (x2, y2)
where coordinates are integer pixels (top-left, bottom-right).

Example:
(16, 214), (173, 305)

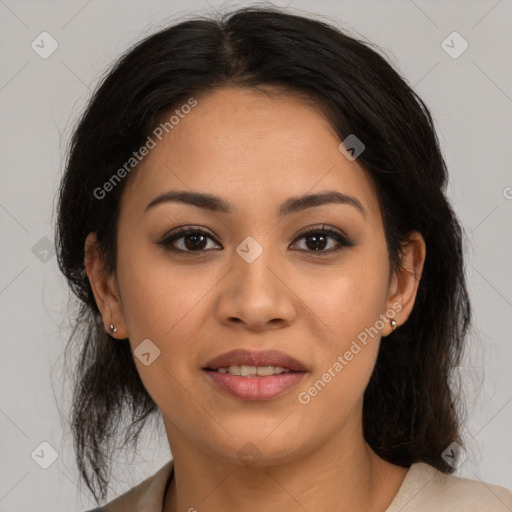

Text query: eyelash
(157, 224), (354, 256)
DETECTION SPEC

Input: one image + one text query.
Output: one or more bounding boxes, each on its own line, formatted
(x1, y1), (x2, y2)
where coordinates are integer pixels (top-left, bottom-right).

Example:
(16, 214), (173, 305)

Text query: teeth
(216, 365), (291, 377)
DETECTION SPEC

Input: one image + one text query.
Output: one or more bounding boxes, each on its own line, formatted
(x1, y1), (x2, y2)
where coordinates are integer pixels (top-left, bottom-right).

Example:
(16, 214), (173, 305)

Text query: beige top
(85, 459), (512, 511)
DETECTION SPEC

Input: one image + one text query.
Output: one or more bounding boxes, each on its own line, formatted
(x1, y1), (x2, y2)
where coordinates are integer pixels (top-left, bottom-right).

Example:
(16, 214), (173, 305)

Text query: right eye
(157, 226), (222, 253)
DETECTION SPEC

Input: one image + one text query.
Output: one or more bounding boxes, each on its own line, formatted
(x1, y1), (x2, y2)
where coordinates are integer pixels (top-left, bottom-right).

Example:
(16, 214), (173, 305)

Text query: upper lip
(203, 349), (308, 372)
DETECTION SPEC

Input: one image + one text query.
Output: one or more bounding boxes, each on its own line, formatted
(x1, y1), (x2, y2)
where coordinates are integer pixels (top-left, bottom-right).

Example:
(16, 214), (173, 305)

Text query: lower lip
(203, 370), (306, 400)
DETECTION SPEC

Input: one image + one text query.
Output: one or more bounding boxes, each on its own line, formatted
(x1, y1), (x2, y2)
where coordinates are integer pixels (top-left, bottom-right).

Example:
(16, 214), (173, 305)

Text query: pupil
(185, 233), (206, 250)
(307, 234), (326, 251)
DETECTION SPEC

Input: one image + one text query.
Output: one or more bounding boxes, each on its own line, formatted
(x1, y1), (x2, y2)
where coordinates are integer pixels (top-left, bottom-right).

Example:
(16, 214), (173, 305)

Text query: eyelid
(294, 223), (348, 240)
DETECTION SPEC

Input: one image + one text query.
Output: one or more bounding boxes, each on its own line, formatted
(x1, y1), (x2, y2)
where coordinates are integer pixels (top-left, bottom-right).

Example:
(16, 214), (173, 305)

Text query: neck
(162, 415), (408, 512)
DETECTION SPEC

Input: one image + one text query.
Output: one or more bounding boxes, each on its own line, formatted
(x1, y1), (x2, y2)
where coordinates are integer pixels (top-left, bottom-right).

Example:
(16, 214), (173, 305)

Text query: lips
(202, 349), (308, 401)
(203, 349), (308, 372)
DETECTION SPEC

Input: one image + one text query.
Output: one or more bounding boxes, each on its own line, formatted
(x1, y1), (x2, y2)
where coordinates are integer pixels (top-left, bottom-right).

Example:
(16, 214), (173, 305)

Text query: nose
(214, 244), (298, 332)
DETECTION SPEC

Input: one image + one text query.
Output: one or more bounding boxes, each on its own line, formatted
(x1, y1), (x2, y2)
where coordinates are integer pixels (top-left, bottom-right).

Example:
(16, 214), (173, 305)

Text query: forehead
(121, 86), (382, 226)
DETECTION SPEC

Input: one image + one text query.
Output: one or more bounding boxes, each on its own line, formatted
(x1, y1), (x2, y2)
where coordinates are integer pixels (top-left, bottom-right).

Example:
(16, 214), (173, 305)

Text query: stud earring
(390, 319), (398, 331)
(109, 323), (118, 334)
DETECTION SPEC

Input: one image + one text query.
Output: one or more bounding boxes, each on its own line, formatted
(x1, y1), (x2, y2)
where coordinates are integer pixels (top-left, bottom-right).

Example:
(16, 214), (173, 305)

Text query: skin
(85, 85), (426, 512)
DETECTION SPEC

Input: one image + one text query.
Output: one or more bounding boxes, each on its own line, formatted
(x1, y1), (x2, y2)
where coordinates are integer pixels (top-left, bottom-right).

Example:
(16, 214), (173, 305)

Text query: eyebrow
(144, 189), (366, 219)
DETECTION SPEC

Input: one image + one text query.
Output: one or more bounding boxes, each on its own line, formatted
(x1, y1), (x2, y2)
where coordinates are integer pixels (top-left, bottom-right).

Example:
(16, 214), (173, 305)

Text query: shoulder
(84, 460), (174, 512)
(387, 462), (512, 511)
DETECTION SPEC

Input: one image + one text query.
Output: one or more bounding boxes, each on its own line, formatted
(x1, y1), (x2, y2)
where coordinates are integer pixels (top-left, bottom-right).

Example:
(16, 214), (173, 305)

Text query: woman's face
(88, 85), (423, 466)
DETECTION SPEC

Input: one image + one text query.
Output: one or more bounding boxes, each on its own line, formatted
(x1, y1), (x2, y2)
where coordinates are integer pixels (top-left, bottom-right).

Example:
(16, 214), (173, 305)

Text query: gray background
(0, 0), (511, 510)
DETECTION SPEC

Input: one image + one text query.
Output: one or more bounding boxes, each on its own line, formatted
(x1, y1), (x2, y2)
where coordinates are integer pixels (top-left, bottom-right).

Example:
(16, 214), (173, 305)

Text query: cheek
(114, 242), (225, 396)
(304, 253), (390, 351)
(116, 242), (209, 341)
(114, 247), (203, 413)
(293, 281), (386, 437)
(296, 248), (390, 400)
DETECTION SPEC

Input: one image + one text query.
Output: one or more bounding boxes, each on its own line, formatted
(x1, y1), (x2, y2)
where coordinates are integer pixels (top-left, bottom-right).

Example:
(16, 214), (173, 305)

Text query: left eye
(157, 225), (352, 254)
(292, 227), (350, 253)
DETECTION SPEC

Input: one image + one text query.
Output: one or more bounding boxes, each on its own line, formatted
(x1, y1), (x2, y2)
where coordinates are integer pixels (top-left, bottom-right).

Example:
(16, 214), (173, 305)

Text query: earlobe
(84, 232), (128, 339)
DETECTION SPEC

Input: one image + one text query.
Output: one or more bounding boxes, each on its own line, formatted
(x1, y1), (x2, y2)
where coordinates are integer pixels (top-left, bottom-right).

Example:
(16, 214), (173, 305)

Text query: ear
(383, 230), (426, 336)
(84, 232), (128, 339)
